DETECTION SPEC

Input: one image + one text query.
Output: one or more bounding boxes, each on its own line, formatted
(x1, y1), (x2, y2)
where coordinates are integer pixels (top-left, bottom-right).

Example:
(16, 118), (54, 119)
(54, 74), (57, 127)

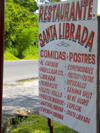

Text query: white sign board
(38, 0), (98, 133)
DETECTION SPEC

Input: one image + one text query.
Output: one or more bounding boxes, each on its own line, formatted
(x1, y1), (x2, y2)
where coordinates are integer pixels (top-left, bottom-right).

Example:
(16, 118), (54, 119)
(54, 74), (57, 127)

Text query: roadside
(2, 79), (78, 133)
(4, 46), (38, 61)
(2, 79), (39, 116)
(2, 74), (100, 132)
(2, 64), (100, 132)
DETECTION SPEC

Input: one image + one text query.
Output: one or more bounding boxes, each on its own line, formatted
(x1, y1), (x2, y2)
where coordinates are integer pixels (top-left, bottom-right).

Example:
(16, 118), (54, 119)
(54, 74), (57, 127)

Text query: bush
(6, 47), (18, 57)
(23, 45), (38, 56)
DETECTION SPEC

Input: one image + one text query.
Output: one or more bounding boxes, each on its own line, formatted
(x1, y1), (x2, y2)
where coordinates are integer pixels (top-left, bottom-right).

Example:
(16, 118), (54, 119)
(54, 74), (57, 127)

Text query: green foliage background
(5, 0), (38, 59)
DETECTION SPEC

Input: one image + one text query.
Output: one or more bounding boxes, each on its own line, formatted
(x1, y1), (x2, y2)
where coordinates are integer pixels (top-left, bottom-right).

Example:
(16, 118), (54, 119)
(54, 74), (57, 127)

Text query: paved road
(3, 60), (38, 84)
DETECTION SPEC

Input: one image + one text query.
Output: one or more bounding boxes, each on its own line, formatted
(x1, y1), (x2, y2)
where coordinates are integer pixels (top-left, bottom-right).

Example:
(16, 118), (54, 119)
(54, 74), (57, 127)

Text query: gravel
(2, 80), (39, 116)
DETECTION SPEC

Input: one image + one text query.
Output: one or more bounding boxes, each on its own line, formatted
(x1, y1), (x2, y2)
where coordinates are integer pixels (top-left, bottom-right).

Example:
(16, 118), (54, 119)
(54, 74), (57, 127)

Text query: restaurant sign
(38, 0), (98, 132)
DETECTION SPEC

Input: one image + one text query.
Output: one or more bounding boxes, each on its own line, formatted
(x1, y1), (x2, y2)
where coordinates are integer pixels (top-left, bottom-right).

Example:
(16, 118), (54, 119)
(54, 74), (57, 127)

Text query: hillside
(4, 0), (38, 60)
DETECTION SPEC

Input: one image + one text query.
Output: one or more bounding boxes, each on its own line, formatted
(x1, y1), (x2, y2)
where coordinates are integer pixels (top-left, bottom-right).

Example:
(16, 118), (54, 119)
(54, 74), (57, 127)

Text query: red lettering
(70, 23), (75, 40)
(39, 33), (43, 47)
(52, 105), (63, 112)
(61, 4), (65, 20)
(85, 31), (95, 51)
(88, 0), (93, 18)
(75, 25), (81, 42)
(55, 4), (60, 21)
(52, 25), (57, 40)
(52, 112), (63, 120)
(82, 91), (93, 99)
(71, 96), (76, 102)
(67, 94), (71, 100)
(65, 23), (70, 39)
(46, 28), (50, 42)
(40, 107), (52, 114)
(47, 5), (52, 21)
(77, 97), (89, 106)
(69, 2), (75, 20)
(67, 102), (82, 112)
(52, 97), (64, 105)
(39, 6), (43, 21)
(76, 0), (82, 19)
(52, 5), (57, 21)
(64, 3), (70, 20)
(83, 0), (89, 19)
(44, 6), (48, 21)
(59, 23), (62, 38)
(81, 26), (88, 44)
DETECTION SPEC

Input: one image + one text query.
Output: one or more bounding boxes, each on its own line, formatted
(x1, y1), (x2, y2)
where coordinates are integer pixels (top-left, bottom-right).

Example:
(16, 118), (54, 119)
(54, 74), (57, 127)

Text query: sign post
(48, 118), (53, 133)
(0, 0), (4, 132)
(38, 0), (99, 132)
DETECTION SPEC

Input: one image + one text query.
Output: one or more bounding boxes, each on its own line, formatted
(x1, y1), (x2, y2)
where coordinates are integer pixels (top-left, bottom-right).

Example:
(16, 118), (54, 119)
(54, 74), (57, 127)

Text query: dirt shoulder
(2, 79), (39, 116)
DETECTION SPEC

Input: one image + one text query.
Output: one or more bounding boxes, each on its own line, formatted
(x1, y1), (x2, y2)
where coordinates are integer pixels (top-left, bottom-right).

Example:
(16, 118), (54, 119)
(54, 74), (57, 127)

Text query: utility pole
(0, 0), (4, 132)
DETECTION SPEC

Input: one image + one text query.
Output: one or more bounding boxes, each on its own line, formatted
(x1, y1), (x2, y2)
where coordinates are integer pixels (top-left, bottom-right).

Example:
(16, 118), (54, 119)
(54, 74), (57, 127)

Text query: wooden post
(0, 0), (4, 133)
(48, 118), (53, 133)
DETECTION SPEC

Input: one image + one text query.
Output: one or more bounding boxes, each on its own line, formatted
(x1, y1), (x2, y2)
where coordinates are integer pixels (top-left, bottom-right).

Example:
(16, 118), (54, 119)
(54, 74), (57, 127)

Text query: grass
(11, 114), (78, 133)
(4, 51), (19, 61)
(16, 78), (38, 83)
(22, 55), (38, 60)
(4, 46), (38, 61)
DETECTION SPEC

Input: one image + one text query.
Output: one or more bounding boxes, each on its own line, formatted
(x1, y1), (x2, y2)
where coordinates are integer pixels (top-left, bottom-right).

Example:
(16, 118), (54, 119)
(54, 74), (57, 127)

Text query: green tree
(5, 1), (38, 57)
(5, 0), (14, 2)
(15, 25), (38, 57)
(14, 0), (38, 12)
(40, 0), (61, 4)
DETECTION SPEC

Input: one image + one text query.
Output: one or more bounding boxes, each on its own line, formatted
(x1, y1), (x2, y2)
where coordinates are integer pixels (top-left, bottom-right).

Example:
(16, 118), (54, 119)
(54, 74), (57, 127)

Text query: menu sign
(38, 0), (98, 133)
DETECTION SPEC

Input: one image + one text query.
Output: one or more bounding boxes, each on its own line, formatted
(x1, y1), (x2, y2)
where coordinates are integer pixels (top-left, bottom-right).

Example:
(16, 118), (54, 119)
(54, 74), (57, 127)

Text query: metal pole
(0, 0), (4, 133)
(48, 118), (53, 133)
